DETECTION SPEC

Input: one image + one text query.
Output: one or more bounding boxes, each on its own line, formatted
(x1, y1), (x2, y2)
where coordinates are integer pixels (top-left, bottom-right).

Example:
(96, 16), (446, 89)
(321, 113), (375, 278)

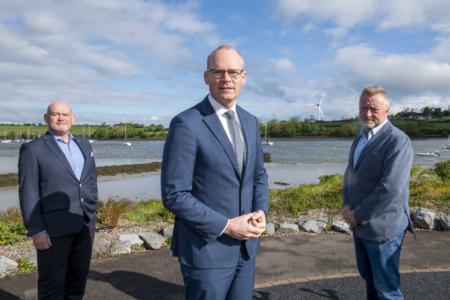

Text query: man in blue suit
(161, 45), (268, 300)
(342, 85), (414, 300)
(19, 101), (98, 300)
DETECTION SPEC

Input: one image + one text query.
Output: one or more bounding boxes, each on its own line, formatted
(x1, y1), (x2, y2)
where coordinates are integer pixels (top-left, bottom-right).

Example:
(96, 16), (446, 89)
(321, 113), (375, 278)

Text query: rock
(139, 231), (165, 250)
(163, 225), (174, 239)
(278, 222), (299, 233)
(265, 223), (276, 235)
(412, 208), (436, 230)
(119, 234), (144, 248)
(0, 256), (18, 278)
(110, 240), (132, 255)
(299, 220), (327, 233)
(93, 237), (112, 255)
(436, 213), (450, 231)
(332, 221), (352, 234)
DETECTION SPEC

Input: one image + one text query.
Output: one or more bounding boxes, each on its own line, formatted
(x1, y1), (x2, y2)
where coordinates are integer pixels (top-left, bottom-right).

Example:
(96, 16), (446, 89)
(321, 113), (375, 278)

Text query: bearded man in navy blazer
(161, 45), (268, 300)
(19, 101), (98, 300)
(342, 85), (414, 300)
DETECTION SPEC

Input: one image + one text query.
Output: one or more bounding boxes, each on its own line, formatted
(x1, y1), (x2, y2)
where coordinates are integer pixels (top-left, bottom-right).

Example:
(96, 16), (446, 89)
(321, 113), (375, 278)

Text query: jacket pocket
(41, 200), (66, 213)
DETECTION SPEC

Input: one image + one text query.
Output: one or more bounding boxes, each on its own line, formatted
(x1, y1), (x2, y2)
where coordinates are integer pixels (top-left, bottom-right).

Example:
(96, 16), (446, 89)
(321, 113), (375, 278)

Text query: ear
(203, 71), (210, 85)
(43, 113), (49, 124)
(241, 70), (247, 85)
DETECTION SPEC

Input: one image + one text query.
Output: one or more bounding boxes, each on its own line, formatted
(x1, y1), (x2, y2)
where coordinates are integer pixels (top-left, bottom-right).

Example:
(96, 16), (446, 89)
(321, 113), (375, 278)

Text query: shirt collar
(50, 131), (74, 143)
(360, 118), (388, 140)
(208, 94), (237, 117)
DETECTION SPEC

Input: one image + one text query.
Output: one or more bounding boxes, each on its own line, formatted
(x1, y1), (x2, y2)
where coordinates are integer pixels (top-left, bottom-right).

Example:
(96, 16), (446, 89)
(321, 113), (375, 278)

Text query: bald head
(44, 100), (75, 139)
(206, 45), (244, 70)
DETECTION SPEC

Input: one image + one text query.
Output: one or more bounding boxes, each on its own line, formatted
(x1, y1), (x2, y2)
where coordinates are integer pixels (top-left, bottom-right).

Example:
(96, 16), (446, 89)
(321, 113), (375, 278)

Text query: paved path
(1, 231), (449, 299)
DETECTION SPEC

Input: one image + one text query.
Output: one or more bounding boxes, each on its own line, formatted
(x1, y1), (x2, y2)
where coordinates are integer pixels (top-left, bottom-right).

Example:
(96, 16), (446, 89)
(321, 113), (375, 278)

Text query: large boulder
(278, 222), (299, 233)
(411, 208), (436, 230)
(0, 256), (18, 278)
(436, 213), (450, 231)
(163, 225), (174, 239)
(139, 231), (165, 250)
(265, 223), (276, 236)
(332, 221), (352, 234)
(93, 237), (112, 255)
(299, 220), (327, 233)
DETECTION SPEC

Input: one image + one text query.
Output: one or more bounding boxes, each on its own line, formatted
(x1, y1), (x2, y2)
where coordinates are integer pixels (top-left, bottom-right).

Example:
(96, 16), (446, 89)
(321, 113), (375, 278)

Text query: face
(204, 48), (247, 108)
(359, 93), (389, 129)
(44, 102), (75, 136)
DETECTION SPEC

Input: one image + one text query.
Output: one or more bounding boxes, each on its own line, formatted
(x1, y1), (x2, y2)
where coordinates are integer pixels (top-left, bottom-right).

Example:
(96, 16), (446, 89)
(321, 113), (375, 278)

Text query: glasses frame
(207, 69), (245, 80)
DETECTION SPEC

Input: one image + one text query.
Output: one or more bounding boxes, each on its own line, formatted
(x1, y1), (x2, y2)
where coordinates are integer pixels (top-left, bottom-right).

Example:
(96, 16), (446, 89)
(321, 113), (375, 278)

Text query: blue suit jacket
(343, 121), (414, 242)
(18, 132), (98, 237)
(161, 97), (269, 268)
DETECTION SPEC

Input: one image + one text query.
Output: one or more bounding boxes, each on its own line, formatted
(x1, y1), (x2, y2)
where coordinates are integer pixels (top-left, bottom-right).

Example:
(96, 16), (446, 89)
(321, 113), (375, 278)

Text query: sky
(1, 0), (450, 125)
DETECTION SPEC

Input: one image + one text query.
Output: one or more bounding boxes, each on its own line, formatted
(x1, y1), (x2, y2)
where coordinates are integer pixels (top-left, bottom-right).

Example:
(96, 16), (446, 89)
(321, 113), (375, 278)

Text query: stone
(0, 256), (18, 278)
(412, 208), (436, 230)
(278, 222), (299, 233)
(93, 237), (112, 255)
(299, 220), (327, 233)
(139, 231), (165, 250)
(163, 225), (174, 239)
(332, 221), (352, 234)
(110, 240), (132, 255)
(436, 213), (450, 231)
(119, 234), (144, 248)
(265, 223), (276, 235)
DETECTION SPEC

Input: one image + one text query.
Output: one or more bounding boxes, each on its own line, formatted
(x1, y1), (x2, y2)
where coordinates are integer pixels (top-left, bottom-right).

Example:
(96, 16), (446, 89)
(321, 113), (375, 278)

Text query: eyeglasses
(208, 69), (244, 79)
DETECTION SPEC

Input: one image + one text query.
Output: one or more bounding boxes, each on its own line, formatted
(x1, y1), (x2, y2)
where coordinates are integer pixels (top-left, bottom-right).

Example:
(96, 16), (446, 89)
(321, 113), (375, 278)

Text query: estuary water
(1, 138), (448, 210)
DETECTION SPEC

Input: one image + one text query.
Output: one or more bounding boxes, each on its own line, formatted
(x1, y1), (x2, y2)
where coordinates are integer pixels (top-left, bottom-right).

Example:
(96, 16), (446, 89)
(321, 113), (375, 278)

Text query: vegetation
(17, 258), (37, 272)
(96, 198), (134, 228)
(0, 162), (161, 188)
(0, 208), (26, 245)
(124, 200), (173, 224)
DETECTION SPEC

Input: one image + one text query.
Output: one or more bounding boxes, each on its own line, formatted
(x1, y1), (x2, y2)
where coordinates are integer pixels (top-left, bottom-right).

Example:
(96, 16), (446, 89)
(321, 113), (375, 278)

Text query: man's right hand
(33, 232), (52, 250)
(224, 213), (265, 241)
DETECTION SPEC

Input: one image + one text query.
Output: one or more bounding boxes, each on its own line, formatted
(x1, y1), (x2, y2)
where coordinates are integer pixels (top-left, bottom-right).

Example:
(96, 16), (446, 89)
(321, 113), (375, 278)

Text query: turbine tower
(307, 94), (326, 121)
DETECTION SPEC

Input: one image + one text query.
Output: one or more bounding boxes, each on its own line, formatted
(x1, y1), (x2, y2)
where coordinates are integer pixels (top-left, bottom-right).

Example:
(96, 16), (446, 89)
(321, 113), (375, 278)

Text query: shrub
(96, 198), (134, 228)
(434, 159), (450, 181)
(17, 258), (37, 272)
(0, 221), (26, 245)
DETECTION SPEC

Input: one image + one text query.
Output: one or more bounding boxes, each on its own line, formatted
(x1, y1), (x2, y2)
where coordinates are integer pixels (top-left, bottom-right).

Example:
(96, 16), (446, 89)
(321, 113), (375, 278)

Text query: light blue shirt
(353, 119), (388, 167)
(52, 133), (85, 181)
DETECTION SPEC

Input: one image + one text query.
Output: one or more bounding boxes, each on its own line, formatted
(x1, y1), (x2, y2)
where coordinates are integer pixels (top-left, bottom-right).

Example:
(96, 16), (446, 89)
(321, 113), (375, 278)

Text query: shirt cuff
(219, 219), (230, 236)
(31, 230), (47, 238)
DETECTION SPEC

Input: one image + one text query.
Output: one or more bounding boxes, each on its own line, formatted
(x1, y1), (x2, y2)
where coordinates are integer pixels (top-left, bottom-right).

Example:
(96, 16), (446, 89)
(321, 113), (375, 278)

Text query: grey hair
(359, 84), (390, 107)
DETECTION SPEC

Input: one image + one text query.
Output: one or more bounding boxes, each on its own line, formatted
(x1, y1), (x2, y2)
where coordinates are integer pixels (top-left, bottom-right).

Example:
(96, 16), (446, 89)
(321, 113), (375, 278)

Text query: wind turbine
(307, 94), (326, 121)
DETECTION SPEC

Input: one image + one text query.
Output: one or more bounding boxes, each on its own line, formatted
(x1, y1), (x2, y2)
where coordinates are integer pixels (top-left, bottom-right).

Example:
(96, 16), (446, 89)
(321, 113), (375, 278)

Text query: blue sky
(1, 0), (449, 125)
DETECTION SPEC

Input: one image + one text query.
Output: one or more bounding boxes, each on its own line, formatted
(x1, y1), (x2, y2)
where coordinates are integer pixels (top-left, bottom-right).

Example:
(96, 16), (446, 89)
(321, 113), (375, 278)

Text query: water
(1, 138), (449, 210)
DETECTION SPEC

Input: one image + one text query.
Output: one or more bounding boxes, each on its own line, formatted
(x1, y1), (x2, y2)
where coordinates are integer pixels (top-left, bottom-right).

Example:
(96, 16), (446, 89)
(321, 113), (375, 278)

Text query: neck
(49, 129), (70, 143)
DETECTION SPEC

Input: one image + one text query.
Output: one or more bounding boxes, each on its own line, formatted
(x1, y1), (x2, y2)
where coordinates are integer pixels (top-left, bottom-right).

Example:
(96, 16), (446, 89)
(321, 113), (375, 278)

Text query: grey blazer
(343, 121), (414, 242)
(18, 132), (98, 237)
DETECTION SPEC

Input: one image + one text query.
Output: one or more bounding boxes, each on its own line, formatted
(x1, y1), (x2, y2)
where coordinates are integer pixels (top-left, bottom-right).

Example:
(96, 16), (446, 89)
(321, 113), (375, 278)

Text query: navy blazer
(18, 132), (98, 237)
(343, 122), (414, 242)
(161, 97), (269, 268)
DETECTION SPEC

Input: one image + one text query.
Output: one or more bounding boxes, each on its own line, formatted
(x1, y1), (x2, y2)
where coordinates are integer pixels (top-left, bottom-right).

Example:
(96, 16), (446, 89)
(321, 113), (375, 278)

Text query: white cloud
(335, 44), (450, 94)
(271, 58), (297, 73)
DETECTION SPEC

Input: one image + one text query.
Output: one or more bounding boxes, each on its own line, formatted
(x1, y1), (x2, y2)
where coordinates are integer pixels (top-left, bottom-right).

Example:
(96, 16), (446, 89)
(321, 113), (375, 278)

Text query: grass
(96, 198), (134, 228)
(0, 162), (161, 188)
(123, 200), (173, 224)
(17, 258), (37, 272)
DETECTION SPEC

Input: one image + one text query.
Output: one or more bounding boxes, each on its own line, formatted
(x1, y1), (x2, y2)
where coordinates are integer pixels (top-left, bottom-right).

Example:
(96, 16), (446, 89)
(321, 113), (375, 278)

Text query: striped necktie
(224, 110), (245, 174)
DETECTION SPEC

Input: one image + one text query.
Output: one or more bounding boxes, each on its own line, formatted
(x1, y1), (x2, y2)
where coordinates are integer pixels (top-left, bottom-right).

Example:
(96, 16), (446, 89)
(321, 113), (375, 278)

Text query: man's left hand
(342, 205), (357, 227)
(249, 210), (266, 231)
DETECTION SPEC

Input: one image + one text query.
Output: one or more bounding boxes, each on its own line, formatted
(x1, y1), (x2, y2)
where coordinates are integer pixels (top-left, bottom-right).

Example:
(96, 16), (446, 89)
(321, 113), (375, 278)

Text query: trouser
(37, 224), (93, 300)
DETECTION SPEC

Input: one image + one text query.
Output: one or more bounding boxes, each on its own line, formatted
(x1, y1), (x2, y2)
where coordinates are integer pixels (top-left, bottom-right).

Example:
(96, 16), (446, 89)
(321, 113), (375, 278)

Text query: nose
(221, 71), (232, 81)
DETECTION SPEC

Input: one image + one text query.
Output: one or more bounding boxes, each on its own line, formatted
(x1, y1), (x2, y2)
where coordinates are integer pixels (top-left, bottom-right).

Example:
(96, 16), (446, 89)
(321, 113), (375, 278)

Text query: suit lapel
(43, 133), (78, 180)
(200, 98), (241, 177)
(348, 136), (360, 169)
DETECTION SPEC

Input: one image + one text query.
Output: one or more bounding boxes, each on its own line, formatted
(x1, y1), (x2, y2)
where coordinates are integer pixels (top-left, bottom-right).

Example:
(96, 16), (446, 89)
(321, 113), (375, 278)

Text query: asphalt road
(1, 231), (449, 299)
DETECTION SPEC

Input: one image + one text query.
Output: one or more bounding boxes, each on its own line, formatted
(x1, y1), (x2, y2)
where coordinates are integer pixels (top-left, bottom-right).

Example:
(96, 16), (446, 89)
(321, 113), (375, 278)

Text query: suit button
(79, 183), (82, 187)
(80, 198), (84, 202)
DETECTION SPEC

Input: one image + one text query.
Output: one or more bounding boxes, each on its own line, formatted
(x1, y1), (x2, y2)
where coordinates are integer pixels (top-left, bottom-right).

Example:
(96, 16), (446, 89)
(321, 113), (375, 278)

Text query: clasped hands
(342, 204), (357, 227)
(224, 210), (266, 241)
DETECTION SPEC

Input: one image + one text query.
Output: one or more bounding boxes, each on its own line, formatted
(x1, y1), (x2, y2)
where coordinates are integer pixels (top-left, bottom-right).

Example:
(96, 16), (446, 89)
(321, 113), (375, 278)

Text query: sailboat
(88, 124), (95, 144)
(124, 122), (132, 146)
(262, 122), (274, 146)
(1, 130), (12, 143)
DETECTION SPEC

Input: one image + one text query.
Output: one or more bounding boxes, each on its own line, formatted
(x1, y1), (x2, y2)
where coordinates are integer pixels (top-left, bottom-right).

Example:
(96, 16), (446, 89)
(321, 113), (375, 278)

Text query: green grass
(17, 258), (37, 273)
(124, 200), (173, 224)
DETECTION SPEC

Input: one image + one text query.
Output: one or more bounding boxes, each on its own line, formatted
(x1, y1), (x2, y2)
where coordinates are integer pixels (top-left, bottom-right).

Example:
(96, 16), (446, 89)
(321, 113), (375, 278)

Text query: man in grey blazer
(19, 101), (98, 299)
(161, 45), (268, 299)
(342, 85), (414, 300)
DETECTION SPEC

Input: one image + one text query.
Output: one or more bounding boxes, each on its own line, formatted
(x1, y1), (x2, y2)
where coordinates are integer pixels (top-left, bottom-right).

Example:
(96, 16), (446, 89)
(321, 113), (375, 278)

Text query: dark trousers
(37, 224), (93, 300)
(180, 244), (256, 300)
